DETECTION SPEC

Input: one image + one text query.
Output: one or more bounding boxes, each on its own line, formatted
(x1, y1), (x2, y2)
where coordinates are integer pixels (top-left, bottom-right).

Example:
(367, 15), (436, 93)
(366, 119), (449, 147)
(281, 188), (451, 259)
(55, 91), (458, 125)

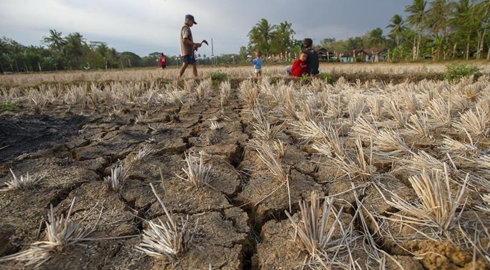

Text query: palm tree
(0, 38), (11, 73)
(426, 0), (452, 60)
(42, 29), (67, 55)
(474, 0), (490, 59)
(109, 48), (119, 68)
(42, 29), (67, 69)
(65, 32), (86, 68)
(405, 0), (427, 59)
(270, 21), (295, 57)
(368, 28), (386, 47)
(387, 14), (405, 47)
(449, 0), (478, 59)
(248, 18), (276, 56)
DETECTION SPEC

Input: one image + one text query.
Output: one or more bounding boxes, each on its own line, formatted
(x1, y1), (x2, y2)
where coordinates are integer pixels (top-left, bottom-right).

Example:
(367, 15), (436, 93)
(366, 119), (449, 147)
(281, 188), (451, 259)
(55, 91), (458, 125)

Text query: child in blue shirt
(251, 51), (262, 78)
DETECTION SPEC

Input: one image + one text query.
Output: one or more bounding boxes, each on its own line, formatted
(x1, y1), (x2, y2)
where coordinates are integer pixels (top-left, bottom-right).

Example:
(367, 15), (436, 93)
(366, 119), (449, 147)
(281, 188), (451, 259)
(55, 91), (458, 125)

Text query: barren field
(1, 63), (490, 270)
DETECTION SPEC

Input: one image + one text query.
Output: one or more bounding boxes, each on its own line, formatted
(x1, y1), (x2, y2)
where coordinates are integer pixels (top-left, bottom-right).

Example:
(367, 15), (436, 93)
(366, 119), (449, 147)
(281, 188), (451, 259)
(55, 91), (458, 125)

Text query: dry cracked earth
(0, 79), (488, 270)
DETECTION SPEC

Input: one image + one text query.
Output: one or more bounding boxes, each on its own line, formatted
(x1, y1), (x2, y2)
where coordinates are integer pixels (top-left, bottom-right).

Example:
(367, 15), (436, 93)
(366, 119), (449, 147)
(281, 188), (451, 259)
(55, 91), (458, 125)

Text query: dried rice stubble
(0, 197), (98, 268)
(377, 164), (475, 252)
(136, 183), (198, 265)
(285, 192), (365, 269)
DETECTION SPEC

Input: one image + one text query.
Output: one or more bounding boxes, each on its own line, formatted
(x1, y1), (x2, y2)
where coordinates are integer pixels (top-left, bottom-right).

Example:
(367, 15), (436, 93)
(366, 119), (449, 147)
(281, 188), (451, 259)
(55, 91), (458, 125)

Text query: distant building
(339, 48), (387, 62)
(362, 47), (388, 62)
(316, 48), (335, 61)
(340, 49), (364, 62)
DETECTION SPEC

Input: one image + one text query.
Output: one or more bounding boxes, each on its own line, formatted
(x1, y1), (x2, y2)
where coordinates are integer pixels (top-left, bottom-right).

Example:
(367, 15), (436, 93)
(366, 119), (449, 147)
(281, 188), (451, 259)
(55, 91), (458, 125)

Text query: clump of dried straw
(0, 169), (43, 192)
(0, 198), (94, 268)
(136, 183), (196, 263)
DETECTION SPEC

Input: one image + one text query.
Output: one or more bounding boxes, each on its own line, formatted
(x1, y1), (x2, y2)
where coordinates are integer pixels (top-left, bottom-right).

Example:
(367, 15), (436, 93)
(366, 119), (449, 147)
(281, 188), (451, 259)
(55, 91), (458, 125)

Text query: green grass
(209, 70), (228, 88)
(444, 63), (481, 82)
(0, 101), (20, 111)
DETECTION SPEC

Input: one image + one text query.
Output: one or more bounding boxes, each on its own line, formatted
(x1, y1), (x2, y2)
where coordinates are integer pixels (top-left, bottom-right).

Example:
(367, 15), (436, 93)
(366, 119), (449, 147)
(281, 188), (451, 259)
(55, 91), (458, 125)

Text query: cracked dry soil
(0, 80), (488, 270)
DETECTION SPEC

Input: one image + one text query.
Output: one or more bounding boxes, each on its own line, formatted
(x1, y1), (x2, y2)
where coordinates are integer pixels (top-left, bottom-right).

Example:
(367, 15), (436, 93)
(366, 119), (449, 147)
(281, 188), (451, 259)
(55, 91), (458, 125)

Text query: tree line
(1, 0), (489, 73)
(0, 29), (171, 73)
(246, 0), (490, 62)
(0, 29), (246, 73)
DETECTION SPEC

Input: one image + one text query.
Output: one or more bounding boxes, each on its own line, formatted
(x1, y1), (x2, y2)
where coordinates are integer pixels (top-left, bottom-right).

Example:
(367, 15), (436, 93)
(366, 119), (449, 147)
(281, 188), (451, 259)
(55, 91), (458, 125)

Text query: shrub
(319, 72), (331, 82)
(444, 63), (480, 82)
(299, 74), (310, 85)
(0, 100), (20, 111)
(209, 70), (228, 87)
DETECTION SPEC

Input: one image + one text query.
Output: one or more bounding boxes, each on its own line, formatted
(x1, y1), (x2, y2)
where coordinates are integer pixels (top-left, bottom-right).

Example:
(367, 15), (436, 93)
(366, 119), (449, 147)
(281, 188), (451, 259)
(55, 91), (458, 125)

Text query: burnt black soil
(0, 114), (88, 162)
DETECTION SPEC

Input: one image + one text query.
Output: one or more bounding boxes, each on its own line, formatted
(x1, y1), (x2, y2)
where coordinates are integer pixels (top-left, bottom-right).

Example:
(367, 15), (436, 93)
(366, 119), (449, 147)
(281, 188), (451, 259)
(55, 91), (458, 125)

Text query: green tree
(42, 29), (67, 69)
(405, 0), (428, 59)
(65, 32), (86, 69)
(119, 52), (141, 68)
(238, 46), (248, 62)
(345, 37), (364, 50)
(0, 37), (12, 73)
(368, 28), (386, 47)
(474, 0), (490, 59)
(387, 14), (405, 46)
(426, 0), (452, 60)
(248, 18), (276, 56)
(42, 29), (66, 55)
(270, 21), (295, 58)
(320, 38), (336, 48)
(449, 0), (479, 59)
(108, 48), (120, 68)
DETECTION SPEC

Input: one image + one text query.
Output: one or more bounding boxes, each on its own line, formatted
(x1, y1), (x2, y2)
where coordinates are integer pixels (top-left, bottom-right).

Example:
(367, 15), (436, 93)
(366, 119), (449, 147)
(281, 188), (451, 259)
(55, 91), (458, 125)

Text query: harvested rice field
(1, 62), (490, 269)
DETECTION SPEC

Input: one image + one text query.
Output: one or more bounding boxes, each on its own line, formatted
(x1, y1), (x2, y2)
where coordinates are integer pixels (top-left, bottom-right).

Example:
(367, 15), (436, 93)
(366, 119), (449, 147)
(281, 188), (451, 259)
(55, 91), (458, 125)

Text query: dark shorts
(181, 55), (196, 64)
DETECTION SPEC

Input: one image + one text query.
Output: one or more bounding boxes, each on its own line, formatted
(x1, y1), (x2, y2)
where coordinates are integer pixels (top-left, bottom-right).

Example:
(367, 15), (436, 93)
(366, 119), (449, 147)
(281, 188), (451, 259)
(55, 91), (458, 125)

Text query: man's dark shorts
(181, 55), (196, 64)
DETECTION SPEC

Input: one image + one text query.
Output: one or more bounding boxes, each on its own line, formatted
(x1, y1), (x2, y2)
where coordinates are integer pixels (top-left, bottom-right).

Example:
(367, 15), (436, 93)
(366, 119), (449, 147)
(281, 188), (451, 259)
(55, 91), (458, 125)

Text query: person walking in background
(251, 51), (263, 78)
(178, 14), (201, 78)
(158, 53), (167, 69)
(303, 38), (319, 75)
(286, 51), (308, 77)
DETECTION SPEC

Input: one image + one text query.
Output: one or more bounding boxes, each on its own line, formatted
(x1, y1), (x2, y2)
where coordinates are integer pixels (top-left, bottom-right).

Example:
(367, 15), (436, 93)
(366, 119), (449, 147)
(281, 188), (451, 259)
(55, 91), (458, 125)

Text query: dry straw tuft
(239, 80), (259, 108)
(387, 100), (407, 127)
(386, 164), (469, 237)
(209, 121), (222, 130)
(136, 183), (196, 263)
(351, 116), (379, 138)
(373, 129), (412, 159)
(331, 138), (375, 181)
(285, 193), (347, 268)
(104, 163), (128, 192)
(219, 80), (231, 106)
(133, 144), (155, 162)
(0, 169), (43, 192)
(407, 113), (432, 139)
(453, 108), (489, 137)
(0, 198), (93, 268)
(177, 151), (212, 188)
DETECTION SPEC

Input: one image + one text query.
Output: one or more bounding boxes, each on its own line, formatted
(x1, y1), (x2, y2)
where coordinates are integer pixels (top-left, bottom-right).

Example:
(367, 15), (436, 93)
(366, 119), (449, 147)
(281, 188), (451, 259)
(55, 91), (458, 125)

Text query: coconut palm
(387, 14), (406, 47)
(426, 0), (452, 60)
(42, 29), (67, 55)
(449, 0), (479, 60)
(368, 28), (386, 47)
(405, 0), (427, 59)
(65, 32), (86, 68)
(270, 21), (296, 57)
(248, 18), (276, 56)
(474, 0), (490, 59)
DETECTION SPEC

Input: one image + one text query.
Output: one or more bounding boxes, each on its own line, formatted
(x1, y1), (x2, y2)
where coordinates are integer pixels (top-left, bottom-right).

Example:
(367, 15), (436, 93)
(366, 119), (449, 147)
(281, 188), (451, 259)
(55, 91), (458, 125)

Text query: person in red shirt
(288, 51), (308, 77)
(158, 53), (166, 69)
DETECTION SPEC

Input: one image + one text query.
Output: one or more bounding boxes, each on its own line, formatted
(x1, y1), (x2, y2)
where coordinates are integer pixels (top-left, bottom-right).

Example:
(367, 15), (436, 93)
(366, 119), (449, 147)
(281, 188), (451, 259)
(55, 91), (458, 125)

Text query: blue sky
(0, 0), (414, 57)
